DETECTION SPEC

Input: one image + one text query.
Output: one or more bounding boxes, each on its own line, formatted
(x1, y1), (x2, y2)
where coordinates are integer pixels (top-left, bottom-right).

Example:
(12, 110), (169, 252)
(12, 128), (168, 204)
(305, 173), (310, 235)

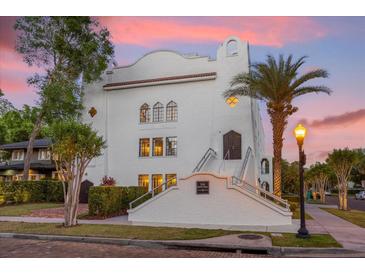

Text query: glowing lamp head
(225, 96), (239, 108)
(294, 124), (306, 145)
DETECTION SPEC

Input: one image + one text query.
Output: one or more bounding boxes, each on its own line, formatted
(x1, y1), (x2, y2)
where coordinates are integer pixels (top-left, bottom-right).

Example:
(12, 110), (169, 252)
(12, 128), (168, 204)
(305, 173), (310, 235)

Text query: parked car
(355, 191), (365, 200)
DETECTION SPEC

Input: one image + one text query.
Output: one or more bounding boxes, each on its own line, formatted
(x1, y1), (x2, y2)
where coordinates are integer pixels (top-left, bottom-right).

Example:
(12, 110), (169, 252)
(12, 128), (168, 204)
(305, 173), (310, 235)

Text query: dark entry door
(79, 180), (94, 203)
(223, 130), (242, 160)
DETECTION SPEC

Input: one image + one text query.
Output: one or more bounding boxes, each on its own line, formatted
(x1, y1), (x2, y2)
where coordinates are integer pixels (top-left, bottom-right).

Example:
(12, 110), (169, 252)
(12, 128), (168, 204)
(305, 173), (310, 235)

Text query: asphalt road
(0, 238), (269, 258)
(325, 195), (365, 211)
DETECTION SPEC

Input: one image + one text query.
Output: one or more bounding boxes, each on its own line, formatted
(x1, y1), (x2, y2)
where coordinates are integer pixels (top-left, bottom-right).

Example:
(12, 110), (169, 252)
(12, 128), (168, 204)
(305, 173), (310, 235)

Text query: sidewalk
(305, 204), (365, 252)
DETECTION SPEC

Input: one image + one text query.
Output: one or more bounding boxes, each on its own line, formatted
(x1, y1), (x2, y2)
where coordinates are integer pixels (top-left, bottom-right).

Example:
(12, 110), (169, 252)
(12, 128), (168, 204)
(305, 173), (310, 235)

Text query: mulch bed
(27, 204), (89, 218)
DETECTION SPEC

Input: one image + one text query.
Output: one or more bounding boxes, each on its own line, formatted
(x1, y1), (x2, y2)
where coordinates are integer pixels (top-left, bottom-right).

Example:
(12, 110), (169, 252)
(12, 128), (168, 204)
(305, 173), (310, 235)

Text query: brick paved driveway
(0, 238), (269, 258)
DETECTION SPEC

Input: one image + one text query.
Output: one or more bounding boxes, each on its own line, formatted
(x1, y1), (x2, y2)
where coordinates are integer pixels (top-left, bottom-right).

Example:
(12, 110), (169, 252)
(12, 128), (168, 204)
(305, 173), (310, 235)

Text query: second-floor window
(152, 137), (163, 156)
(12, 150), (24, 161)
(139, 138), (150, 157)
(153, 102), (164, 122)
(38, 149), (51, 160)
(166, 137), (177, 156)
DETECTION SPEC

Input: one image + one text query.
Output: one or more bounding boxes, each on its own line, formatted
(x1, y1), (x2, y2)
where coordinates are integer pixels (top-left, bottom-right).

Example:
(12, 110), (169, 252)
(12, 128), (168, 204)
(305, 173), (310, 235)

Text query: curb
(0, 232), (359, 256)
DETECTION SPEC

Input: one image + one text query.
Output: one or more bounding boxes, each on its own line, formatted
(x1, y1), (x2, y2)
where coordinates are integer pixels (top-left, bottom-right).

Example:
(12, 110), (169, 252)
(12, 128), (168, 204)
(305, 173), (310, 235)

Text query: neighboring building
(82, 37), (291, 227)
(0, 138), (57, 181)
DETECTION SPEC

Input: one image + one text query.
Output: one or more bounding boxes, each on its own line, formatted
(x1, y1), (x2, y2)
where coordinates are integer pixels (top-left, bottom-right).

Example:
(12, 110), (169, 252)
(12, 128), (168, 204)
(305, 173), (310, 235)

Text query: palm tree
(224, 55), (332, 197)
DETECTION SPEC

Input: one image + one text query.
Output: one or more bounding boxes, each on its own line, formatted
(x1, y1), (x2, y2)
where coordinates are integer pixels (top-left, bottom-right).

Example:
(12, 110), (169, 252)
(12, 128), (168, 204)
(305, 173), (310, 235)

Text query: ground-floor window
(138, 174), (149, 189)
(166, 174), (177, 187)
(152, 174), (163, 194)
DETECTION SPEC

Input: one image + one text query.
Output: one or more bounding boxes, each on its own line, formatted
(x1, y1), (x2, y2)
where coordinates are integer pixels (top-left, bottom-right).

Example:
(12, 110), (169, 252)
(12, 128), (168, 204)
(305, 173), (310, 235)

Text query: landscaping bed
(320, 208), (365, 228)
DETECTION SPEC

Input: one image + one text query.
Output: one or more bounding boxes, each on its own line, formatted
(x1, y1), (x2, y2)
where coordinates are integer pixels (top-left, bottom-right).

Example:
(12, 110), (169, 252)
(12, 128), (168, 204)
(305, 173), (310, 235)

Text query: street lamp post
(294, 124), (310, 239)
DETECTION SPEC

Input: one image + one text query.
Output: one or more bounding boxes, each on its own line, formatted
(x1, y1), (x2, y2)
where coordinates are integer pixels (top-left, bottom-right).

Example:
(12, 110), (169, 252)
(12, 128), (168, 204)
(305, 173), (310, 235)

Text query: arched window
(153, 102), (164, 122)
(226, 40), (238, 56)
(166, 101), (178, 121)
(261, 181), (270, 192)
(261, 158), (270, 174)
(140, 103), (150, 123)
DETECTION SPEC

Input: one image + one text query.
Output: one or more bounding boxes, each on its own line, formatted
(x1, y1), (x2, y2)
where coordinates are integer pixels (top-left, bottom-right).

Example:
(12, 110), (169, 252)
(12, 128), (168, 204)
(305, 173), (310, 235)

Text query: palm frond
(293, 85), (333, 97)
(290, 69), (329, 90)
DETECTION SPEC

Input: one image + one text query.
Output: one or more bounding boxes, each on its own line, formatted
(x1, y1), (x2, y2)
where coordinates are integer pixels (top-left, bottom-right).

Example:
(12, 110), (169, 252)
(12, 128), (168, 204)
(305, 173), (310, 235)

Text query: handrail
(192, 148), (217, 173)
(238, 147), (252, 179)
(129, 177), (177, 209)
(231, 176), (290, 210)
(218, 149), (230, 174)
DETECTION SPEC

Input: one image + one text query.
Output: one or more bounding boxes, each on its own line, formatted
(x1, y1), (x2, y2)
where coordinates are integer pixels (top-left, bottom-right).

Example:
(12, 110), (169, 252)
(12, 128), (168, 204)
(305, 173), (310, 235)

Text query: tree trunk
(23, 114), (43, 180)
(270, 111), (286, 197)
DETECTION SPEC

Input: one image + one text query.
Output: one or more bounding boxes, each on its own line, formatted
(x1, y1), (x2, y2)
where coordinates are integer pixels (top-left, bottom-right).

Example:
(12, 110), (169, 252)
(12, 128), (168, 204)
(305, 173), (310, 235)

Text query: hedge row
(88, 186), (148, 218)
(0, 180), (64, 205)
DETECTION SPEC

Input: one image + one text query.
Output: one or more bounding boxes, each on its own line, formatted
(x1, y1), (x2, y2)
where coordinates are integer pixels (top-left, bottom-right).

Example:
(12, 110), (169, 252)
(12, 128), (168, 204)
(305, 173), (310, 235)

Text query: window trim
(152, 102), (164, 123)
(166, 101), (178, 122)
(140, 103), (150, 123)
(38, 148), (51, 161)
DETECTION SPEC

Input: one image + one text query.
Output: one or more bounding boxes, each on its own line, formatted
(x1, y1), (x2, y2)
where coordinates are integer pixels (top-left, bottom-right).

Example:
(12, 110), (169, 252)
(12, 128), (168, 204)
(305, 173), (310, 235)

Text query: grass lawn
(0, 203), (62, 216)
(292, 208), (313, 220)
(320, 208), (365, 228)
(0, 221), (239, 240)
(271, 233), (341, 248)
(0, 221), (341, 247)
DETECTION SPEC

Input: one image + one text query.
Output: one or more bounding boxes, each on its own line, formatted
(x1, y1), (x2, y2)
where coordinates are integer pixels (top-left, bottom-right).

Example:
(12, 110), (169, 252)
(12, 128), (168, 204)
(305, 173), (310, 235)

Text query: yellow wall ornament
(225, 96), (239, 108)
(88, 107), (97, 118)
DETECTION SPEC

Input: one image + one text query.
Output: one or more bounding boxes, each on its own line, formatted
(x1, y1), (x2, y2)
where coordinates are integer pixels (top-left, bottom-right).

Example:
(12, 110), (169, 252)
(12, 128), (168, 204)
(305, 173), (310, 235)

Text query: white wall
(82, 36), (272, 190)
(128, 173), (291, 226)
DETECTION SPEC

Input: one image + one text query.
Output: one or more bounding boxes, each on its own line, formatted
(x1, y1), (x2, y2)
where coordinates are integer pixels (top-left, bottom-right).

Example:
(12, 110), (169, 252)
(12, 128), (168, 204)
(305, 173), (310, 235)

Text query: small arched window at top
(226, 40), (238, 56)
(153, 102), (164, 122)
(166, 101), (177, 121)
(261, 159), (270, 174)
(140, 103), (150, 123)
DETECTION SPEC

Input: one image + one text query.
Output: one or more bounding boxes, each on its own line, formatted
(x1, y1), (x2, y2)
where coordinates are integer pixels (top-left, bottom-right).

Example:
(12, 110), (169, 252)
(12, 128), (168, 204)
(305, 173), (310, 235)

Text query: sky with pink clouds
(0, 16), (364, 164)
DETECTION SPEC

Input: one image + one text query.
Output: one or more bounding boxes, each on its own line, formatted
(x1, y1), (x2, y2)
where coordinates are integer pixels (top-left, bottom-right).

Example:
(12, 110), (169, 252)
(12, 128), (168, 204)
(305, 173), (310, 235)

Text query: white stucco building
(82, 36), (291, 227)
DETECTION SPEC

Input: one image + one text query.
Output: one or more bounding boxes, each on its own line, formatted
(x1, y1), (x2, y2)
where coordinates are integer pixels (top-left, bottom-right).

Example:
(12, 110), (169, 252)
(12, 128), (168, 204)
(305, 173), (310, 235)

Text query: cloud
(99, 17), (327, 48)
(298, 108), (365, 128)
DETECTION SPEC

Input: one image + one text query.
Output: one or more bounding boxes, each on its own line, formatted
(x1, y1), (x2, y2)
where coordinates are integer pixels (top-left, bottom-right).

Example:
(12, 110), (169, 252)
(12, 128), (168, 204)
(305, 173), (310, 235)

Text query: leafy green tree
(224, 55), (331, 197)
(281, 159), (299, 194)
(15, 16), (114, 180)
(0, 105), (49, 145)
(50, 120), (105, 227)
(306, 162), (333, 203)
(327, 148), (361, 210)
(0, 89), (15, 115)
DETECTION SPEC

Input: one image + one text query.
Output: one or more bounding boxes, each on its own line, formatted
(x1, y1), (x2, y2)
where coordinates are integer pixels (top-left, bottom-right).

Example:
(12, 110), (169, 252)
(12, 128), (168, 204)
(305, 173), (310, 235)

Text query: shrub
(282, 195), (299, 203)
(289, 201), (298, 212)
(0, 180), (64, 204)
(100, 176), (117, 186)
(88, 186), (148, 218)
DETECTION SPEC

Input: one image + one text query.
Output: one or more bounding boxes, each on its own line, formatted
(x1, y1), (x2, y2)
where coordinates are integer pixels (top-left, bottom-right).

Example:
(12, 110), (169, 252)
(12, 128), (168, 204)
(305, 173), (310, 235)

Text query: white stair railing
(129, 177), (177, 209)
(231, 176), (290, 211)
(238, 146), (252, 180)
(192, 148), (217, 173)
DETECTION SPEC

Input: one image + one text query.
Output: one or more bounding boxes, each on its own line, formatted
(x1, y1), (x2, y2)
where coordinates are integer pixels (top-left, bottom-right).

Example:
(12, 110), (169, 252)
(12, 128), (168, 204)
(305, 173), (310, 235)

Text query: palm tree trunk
(23, 114), (43, 180)
(270, 111), (286, 197)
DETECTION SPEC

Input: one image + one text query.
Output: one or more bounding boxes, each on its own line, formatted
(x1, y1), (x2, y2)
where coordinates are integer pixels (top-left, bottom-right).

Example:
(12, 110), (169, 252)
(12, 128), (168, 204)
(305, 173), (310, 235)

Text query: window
(166, 174), (177, 187)
(153, 102), (164, 122)
(12, 150), (24, 161)
(138, 174), (149, 189)
(152, 137), (163, 156)
(166, 137), (177, 156)
(261, 159), (270, 174)
(261, 181), (270, 192)
(152, 174), (163, 194)
(226, 39), (238, 56)
(166, 101), (178, 121)
(140, 103), (150, 123)
(38, 149), (51, 160)
(139, 138), (150, 157)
